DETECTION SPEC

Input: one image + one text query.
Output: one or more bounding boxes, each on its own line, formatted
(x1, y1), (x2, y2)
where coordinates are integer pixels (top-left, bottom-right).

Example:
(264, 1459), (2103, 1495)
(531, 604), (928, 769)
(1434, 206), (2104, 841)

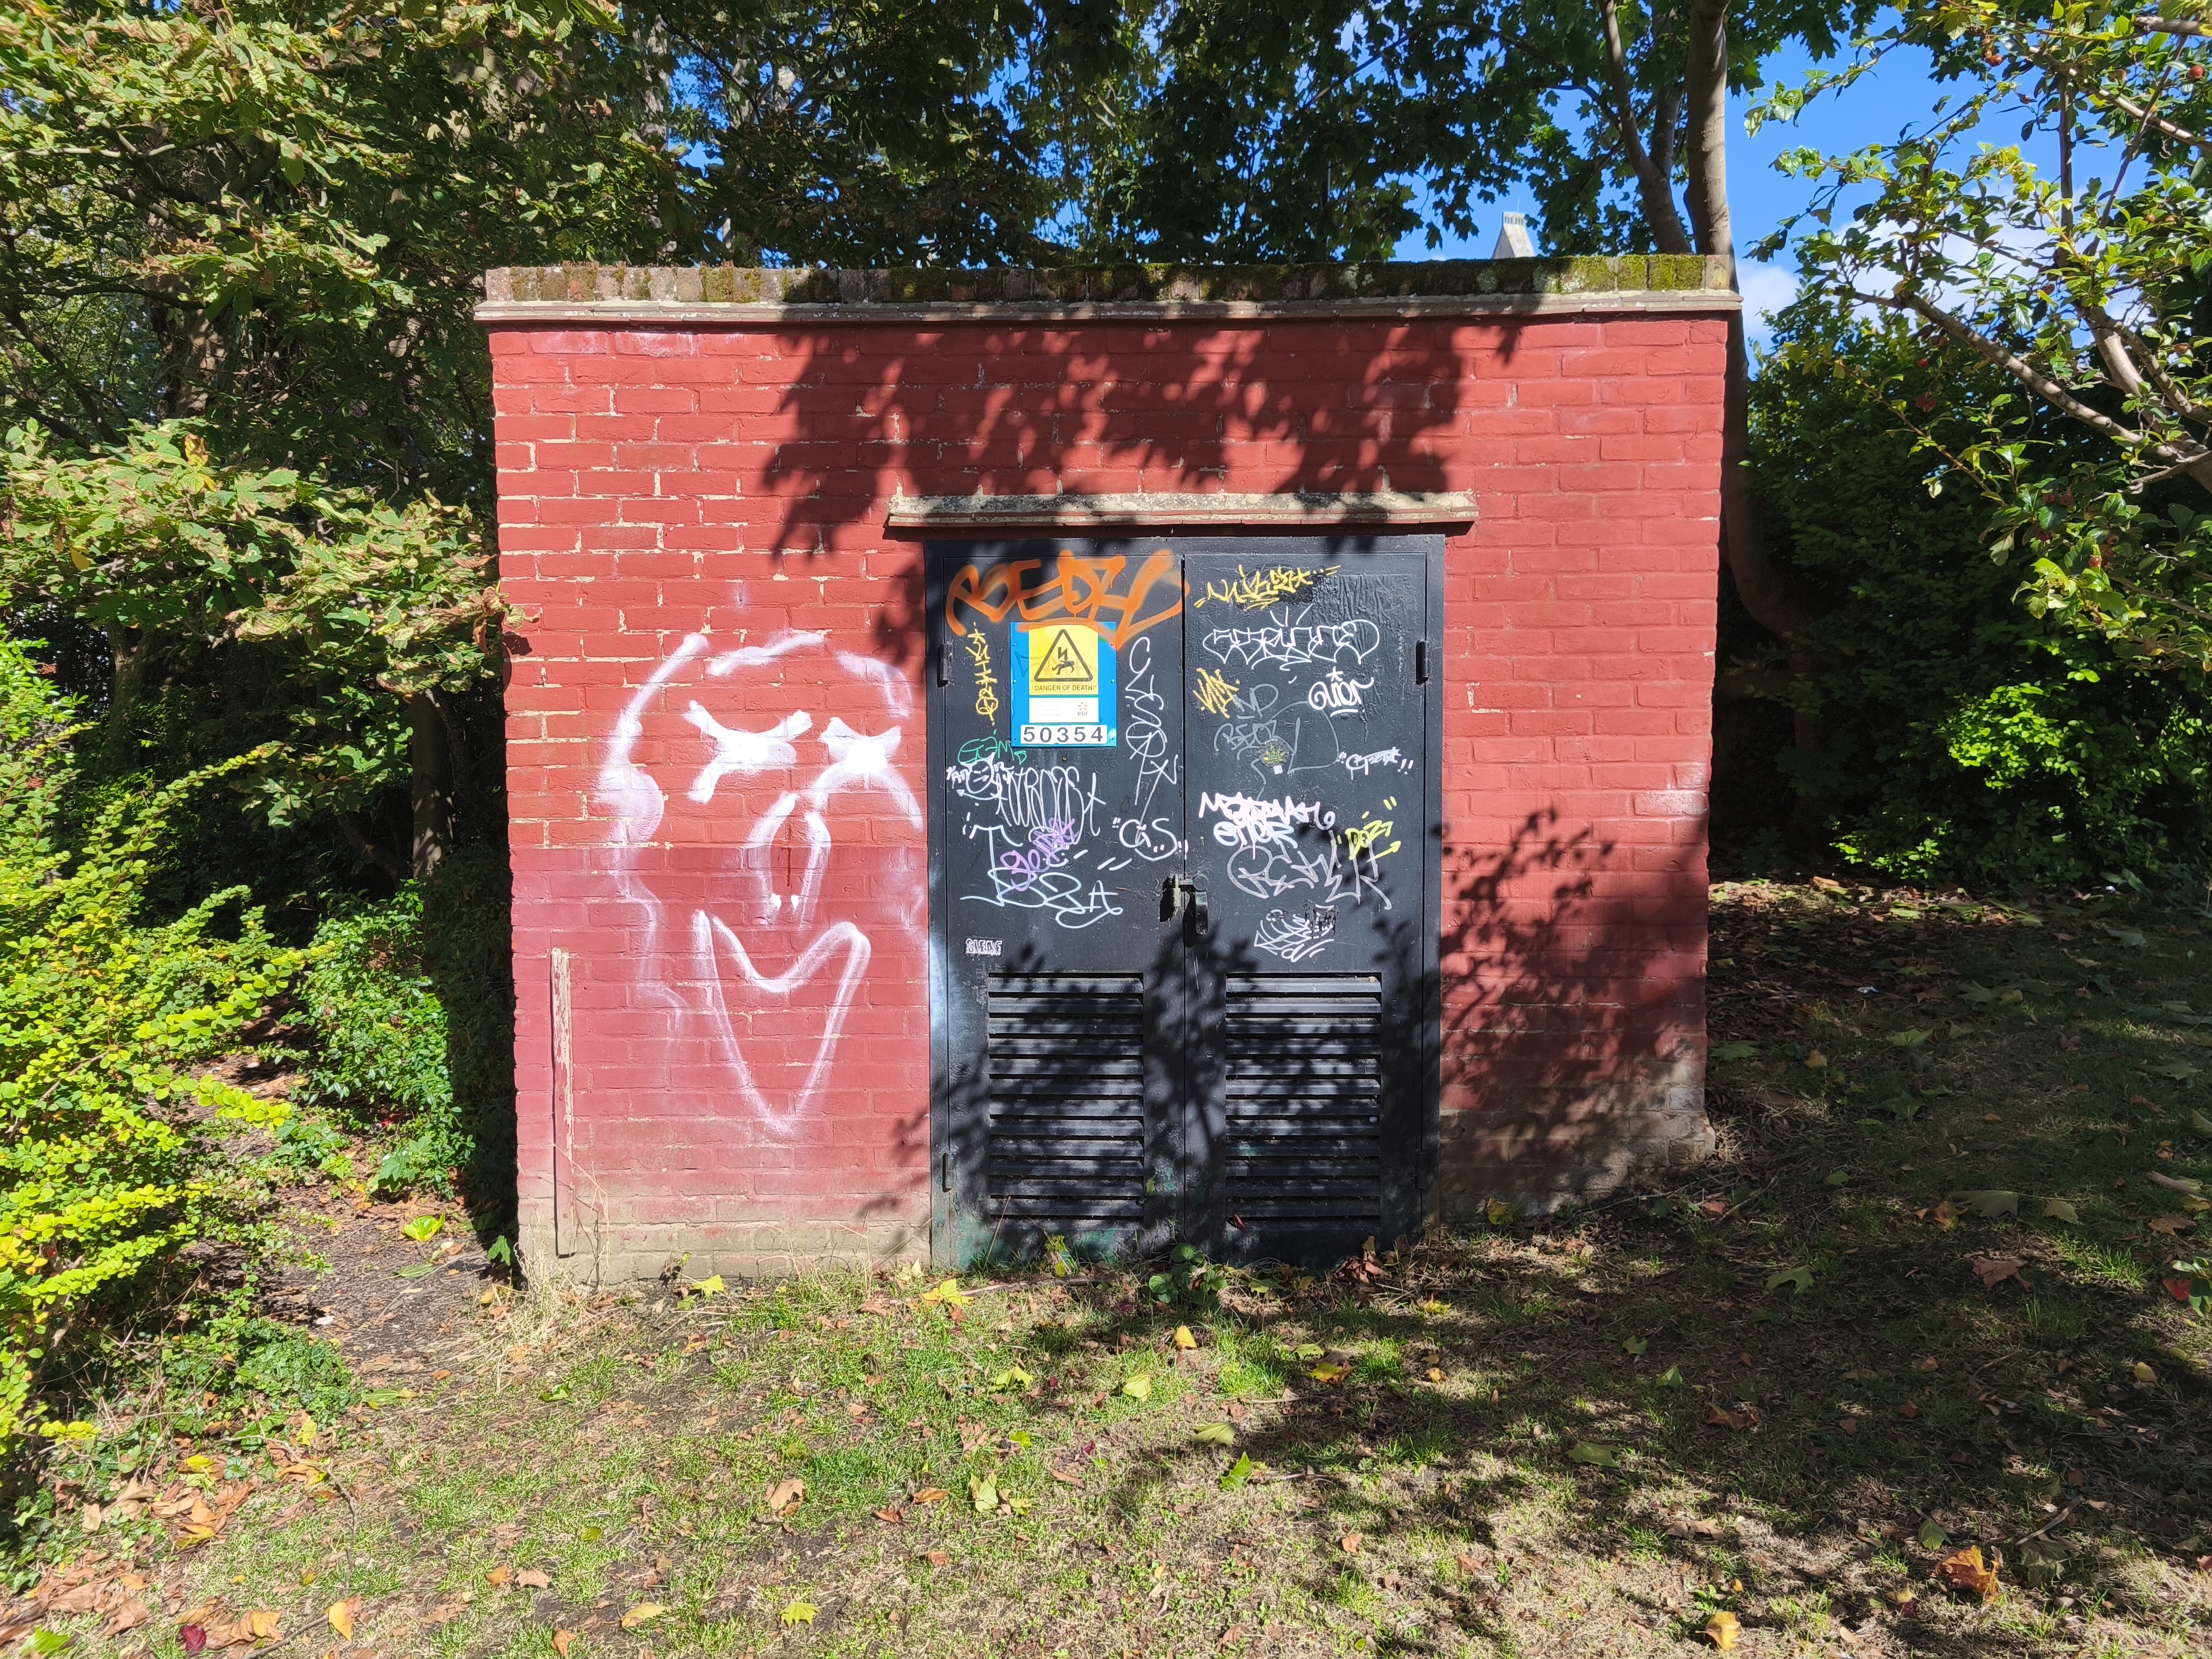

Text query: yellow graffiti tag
(1341, 814), (1401, 864)
(1193, 564), (1340, 610)
(966, 631), (1000, 724)
(1192, 666), (1240, 718)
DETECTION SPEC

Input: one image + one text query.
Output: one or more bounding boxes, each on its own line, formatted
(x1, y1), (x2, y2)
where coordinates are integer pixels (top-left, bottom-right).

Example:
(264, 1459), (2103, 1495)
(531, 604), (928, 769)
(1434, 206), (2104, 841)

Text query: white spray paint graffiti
(1201, 615), (1380, 671)
(598, 629), (922, 1138)
(1253, 903), (1337, 963)
(1197, 788), (1392, 909)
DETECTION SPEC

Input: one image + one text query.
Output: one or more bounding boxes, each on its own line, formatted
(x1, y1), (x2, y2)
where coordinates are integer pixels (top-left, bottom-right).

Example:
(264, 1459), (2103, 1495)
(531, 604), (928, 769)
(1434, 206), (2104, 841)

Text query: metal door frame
(925, 534), (1444, 1266)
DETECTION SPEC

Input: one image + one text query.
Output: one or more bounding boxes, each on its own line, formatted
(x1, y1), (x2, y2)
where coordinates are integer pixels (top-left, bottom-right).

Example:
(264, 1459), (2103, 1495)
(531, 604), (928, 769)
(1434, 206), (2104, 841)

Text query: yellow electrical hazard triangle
(1028, 625), (1098, 692)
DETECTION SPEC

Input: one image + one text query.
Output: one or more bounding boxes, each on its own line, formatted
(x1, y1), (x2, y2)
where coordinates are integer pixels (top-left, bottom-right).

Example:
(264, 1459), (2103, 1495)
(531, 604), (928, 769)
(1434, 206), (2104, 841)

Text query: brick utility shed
(480, 256), (1732, 1282)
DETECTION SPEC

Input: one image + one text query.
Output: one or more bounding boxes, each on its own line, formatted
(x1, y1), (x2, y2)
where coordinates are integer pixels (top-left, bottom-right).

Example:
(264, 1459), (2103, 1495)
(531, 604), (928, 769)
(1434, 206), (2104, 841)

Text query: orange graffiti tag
(945, 548), (1185, 650)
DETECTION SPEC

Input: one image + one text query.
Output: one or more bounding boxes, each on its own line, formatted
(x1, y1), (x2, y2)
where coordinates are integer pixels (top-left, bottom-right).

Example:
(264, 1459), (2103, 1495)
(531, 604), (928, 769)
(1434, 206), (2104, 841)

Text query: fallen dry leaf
(326, 1599), (359, 1641)
(873, 1506), (904, 1523)
(1173, 1325), (1197, 1350)
(552, 1632), (577, 1657)
(1455, 1553), (1483, 1573)
(920, 1550), (950, 1568)
(620, 1604), (665, 1630)
(767, 1478), (806, 1514)
(103, 1597), (152, 1637)
(486, 1564), (513, 1587)
(1703, 1609), (1741, 1649)
(243, 1608), (281, 1641)
(912, 1487), (949, 1504)
(1706, 1406), (1756, 1432)
(516, 1569), (551, 1589)
(2149, 1214), (2195, 1236)
(1970, 1256), (2028, 1290)
(1340, 1533), (1362, 1554)
(1933, 1543), (2000, 1602)
(1897, 1401), (1920, 1419)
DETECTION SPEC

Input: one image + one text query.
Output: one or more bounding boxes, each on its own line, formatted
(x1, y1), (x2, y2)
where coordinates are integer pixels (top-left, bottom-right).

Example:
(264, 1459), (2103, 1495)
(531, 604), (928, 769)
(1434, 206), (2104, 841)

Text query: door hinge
(1415, 639), (1429, 684)
(934, 644), (949, 687)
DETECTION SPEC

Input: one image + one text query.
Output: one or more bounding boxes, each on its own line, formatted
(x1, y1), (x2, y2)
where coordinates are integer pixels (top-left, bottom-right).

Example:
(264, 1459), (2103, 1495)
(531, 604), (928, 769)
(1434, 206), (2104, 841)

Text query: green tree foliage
(1745, 298), (2212, 885)
(1080, 2), (1871, 262)
(0, 420), (507, 876)
(1766, 2), (2212, 667)
(0, 635), (299, 1455)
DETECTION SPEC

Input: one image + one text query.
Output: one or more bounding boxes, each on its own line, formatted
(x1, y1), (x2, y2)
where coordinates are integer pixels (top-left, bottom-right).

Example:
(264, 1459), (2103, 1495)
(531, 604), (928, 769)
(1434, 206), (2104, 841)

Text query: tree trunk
(409, 690), (454, 879)
(105, 632), (158, 758)
(1682, 0), (1826, 641)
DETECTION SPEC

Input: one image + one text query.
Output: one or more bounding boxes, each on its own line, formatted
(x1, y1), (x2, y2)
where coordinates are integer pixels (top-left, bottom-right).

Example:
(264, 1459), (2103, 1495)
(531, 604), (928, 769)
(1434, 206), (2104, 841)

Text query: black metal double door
(927, 536), (1438, 1267)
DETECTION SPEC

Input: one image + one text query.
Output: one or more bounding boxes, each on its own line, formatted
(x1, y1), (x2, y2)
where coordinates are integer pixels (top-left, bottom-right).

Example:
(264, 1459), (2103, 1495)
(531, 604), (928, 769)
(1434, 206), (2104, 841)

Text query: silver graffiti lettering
(1201, 616), (1380, 670)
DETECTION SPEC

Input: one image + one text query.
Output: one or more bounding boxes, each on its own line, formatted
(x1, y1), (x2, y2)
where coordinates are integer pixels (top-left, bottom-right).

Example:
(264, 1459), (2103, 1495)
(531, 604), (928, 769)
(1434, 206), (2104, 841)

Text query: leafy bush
(0, 636), (300, 1458)
(298, 887), (457, 1196)
(1739, 298), (2212, 887)
(297, 847), (514, 1229)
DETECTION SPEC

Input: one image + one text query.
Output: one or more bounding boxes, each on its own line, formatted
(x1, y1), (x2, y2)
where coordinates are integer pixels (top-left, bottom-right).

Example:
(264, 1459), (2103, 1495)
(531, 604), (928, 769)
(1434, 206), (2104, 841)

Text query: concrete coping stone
(476, 257), (1739, 321)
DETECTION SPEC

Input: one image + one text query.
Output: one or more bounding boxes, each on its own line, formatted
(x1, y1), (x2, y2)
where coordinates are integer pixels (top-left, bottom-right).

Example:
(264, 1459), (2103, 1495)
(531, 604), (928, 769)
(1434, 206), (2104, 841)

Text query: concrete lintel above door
(887, 490), (1478, 531)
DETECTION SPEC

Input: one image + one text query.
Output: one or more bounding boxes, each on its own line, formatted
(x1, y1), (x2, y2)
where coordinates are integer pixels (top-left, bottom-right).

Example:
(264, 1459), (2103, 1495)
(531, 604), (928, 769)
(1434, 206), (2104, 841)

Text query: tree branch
(1599, 0), (1694, 253)
(2137, 16), (2211, 38)
(1878, 286), (2212, 483)
(1684, 0), (1732, 258)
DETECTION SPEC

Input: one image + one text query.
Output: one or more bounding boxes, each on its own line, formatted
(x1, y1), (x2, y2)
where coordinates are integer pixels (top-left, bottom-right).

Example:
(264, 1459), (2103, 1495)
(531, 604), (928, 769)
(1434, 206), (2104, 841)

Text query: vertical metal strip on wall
(550, 947), (577, 1256)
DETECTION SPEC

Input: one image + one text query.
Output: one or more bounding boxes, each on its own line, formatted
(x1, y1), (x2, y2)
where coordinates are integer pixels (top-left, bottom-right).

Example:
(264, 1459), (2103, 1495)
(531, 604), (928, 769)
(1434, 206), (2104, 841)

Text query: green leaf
(988, 1366), (1033, 1391)
(1961, 1189), (2021, 1218)
(2153, 1061), (2202, 1082)
(1568, 1442), (1622, 1468)
(2039, 1198), (2080, 1224)
(1655, 1365), (1684, 1388)
(1193, 1423), (1236, 1446)
(1887, 1029), (1933, 1048)
(1121, 1374), (1151, 1401)
(1622, 1336), (1648, 1356)
(969, 1473), (999, 1513)
(1767, 1266), (1815, 1294)
(1825, 1169), (1851, 1186)
(1219, 1453), (1260, 1490)
(394, 1263), (436, 1279)
(1713, 1041), (1758, 1062)
(2193, 1111), (2212, 1137)
(1918, 1519), (1948, 1550)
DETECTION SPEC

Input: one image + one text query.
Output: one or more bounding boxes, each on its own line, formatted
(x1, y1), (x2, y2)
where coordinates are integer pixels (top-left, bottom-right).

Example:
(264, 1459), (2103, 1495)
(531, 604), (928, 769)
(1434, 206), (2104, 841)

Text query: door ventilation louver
(1222, 974), (1384, 1231)
(986, 974), (1147, 1232)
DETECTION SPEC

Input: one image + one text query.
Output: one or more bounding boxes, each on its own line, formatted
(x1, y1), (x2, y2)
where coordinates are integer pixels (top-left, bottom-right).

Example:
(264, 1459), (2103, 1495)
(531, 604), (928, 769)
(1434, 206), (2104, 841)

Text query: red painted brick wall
(488, 304), (1727, 1279)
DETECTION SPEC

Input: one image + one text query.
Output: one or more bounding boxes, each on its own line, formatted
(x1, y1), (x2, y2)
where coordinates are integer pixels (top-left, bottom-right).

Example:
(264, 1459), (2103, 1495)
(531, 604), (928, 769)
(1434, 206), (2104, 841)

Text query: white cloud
(1738, 258), (1801, 349)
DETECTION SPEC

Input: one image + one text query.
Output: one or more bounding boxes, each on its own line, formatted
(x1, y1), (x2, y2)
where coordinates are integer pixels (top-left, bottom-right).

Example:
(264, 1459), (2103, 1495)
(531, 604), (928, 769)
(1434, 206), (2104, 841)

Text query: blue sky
(1394, 29), (2051, 347)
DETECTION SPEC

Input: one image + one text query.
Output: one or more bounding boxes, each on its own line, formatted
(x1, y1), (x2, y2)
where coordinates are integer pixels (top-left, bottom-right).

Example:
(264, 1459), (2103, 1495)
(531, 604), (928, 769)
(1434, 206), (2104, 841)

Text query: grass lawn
(7, 879), (2211, 1657)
